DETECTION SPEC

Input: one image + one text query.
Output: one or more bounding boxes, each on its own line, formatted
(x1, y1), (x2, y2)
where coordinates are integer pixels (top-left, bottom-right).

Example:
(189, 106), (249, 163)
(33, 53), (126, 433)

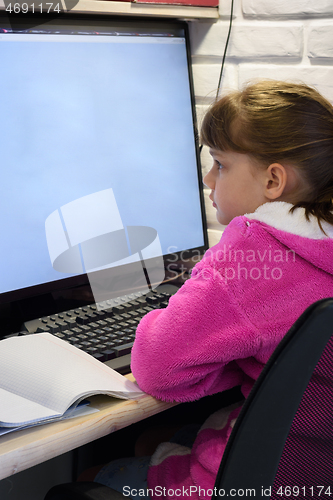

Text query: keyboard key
(112, 306), (126, 314)
(104, 318), (116, 325)
(88, 322), (99, 328)
(86, 312), (97, 320)
(112, 342), (134, 357)
(127, 319), (139, 326)
(76, 315), (89, 325)
(135, 298), (147, 305)
(105, 341), (116, 348)
(122, 328), (135, 334)
(68, 336), (80, 343)
(112, 339), (123, 345)
(112, 315), (123, 322)
(94, 343), (106, 351)
(49, 324), (60, 333)
(36, 326), (51, 333)
(120, 303), (132, 312)
(146, 296), (160, 305)
(62, 330), (73, 337)
(105, 339), (116, 346)
(120, 313), (132, 320)
(102, 349), (116, 360)
(93, 311), (106, 320)
(72, 327), (83, 334)
(118, 322), (130, 328)
(85, 331), (97, 337)
(80, 325), (92, 331)
(86, 347), (98, 354)
(92, 352), (106, 362)
(64, 318), (77, 327)
(111, 325), (122, 331)
(128, 311), (140, 317)
(80, 341), (92, 348)
(143, 307), (154, 313)
(105, 333), (117, 339)
(55, 332), (66, 339)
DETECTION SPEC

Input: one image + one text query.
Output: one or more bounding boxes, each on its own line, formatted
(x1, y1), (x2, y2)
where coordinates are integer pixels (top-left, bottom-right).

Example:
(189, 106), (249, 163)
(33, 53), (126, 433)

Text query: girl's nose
(203, 169), (215, 190)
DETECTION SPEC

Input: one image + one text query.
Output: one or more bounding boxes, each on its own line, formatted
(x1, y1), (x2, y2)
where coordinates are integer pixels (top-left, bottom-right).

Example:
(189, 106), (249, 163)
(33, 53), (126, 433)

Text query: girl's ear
(264, 163), (288, 200)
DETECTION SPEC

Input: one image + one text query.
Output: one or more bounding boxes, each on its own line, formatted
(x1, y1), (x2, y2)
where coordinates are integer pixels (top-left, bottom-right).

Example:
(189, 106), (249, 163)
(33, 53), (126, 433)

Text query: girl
(94, 80), (333, 499)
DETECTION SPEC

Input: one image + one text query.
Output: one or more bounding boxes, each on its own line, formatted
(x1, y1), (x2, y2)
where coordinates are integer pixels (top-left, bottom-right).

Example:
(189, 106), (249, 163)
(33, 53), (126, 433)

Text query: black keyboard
(21, 284), (178, 374)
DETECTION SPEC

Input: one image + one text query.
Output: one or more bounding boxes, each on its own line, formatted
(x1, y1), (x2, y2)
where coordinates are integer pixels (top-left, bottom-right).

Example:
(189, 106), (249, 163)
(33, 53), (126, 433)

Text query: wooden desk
(0, 374), (177, 481)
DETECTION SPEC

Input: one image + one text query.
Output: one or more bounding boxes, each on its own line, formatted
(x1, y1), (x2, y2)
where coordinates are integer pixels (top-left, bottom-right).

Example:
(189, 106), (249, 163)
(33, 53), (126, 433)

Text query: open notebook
(0, 333), (143, 431)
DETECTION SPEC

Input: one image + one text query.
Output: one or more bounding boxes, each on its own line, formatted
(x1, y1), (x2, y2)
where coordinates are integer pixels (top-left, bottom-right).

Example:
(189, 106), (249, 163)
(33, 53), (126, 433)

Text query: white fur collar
(245, 201), (333, 240)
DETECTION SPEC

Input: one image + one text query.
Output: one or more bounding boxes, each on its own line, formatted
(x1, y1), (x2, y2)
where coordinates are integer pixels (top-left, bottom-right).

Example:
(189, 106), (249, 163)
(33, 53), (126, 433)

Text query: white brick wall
(190, 0), (333, 245)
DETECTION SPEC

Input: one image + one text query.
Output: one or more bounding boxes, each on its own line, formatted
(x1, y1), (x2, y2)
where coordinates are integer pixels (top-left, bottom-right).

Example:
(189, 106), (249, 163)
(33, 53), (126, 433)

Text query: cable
(216, 0), (234, 101)
(199, 0), (234, 153)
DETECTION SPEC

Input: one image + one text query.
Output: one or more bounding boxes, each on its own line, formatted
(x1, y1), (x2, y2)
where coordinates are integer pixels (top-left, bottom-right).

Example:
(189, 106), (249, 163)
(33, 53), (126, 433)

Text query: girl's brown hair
(201, 80), (333, 228)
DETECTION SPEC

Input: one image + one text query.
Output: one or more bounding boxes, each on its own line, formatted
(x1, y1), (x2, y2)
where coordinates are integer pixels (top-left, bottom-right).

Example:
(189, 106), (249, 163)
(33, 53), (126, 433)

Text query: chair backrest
(213, 298), (333, 500)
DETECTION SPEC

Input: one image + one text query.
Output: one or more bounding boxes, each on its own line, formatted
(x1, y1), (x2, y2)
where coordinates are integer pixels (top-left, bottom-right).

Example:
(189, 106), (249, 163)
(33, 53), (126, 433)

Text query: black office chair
(45, 298), (333, 500)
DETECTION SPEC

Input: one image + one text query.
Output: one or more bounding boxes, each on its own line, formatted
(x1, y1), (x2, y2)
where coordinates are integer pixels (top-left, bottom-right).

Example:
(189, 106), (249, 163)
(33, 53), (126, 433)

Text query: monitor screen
(0, 13), (207, 312)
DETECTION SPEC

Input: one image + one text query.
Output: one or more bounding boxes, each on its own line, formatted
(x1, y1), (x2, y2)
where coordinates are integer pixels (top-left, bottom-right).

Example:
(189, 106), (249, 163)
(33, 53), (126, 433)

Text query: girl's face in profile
(203, 149), (268, 226)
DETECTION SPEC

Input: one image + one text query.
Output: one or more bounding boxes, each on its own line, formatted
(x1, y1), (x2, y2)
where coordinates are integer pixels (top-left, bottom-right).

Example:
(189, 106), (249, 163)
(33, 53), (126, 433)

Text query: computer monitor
(0, 12), (208, 331)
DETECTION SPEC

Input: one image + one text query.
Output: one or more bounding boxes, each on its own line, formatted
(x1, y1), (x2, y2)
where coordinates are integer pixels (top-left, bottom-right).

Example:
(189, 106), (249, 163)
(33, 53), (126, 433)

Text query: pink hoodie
(131, 201), (333, 500)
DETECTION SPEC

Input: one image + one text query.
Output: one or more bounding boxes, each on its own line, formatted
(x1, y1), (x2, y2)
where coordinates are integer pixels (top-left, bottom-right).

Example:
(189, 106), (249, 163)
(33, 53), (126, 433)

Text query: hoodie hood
(244, 201), (333, 276)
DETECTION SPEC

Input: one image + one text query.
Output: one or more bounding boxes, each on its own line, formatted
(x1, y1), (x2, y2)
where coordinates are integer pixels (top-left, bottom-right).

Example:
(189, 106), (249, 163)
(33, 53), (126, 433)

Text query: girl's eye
(215, 161), (223, 170)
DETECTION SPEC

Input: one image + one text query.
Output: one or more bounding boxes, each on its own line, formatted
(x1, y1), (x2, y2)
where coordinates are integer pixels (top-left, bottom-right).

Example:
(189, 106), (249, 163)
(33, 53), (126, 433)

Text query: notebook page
(0, 387), (62, 425)
(0, 333), (143, 426)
